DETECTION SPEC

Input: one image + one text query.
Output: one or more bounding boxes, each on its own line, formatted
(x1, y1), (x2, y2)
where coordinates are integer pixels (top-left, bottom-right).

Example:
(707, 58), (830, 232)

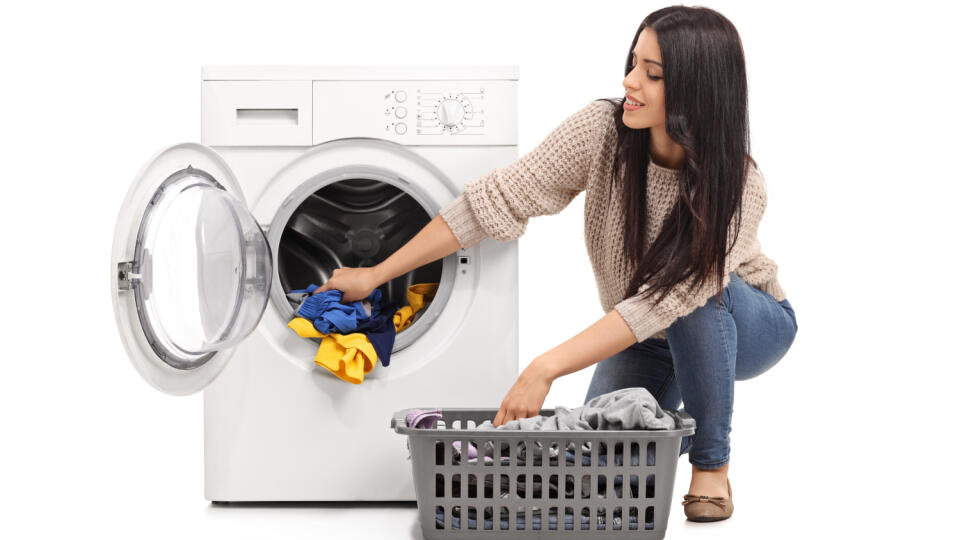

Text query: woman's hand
(492, 358), (555, 427)
(313, 266), (381, 302)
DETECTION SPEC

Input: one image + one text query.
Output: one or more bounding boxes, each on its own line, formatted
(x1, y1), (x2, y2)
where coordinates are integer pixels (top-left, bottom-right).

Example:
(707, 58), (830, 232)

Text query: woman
(313, 5), (797, 522)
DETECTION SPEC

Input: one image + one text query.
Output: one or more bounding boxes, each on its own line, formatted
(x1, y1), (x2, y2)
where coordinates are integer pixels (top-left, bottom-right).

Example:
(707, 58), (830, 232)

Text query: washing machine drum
(276, 177), (442, 314)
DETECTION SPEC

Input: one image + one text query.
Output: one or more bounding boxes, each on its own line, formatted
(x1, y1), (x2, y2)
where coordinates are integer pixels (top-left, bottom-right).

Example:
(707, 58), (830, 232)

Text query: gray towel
(476, 386), (694, 431)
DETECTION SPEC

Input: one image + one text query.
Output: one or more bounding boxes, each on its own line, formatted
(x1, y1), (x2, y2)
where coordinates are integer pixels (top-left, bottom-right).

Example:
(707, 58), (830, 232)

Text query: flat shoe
(681, 477), (733, 522)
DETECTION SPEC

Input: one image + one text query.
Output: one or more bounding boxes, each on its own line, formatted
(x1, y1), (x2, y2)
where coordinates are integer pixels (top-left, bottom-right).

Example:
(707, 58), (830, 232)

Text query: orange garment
(287, 317), (377, 384)
(393, 283), (439, 333)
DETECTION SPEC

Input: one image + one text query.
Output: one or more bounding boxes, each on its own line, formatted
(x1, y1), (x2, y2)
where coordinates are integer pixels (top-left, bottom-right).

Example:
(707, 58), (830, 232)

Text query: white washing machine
(110, 66), (520, 501)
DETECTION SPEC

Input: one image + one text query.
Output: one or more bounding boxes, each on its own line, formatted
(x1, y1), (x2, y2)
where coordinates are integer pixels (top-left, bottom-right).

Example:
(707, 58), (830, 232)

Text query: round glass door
(111, 143), (272, 395)
(132, 168), (272, 368)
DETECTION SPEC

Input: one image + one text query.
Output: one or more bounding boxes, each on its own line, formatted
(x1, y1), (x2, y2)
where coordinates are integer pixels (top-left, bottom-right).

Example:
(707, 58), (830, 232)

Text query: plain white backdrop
(1, 1), (957, 538)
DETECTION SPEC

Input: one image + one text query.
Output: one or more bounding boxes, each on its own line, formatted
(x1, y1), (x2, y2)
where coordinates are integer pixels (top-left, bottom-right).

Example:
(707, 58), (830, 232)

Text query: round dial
(437, 98), (466, 128)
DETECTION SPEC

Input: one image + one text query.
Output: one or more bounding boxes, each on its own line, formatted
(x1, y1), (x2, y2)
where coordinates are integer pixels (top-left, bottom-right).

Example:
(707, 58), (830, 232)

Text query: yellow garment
(393, 283), (439, 333)
(286, 281), (439, 384)
(287, 317), (378, 384)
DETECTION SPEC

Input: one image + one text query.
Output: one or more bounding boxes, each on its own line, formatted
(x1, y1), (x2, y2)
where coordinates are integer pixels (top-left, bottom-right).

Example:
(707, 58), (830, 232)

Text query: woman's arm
(315, 99), (611, 301)
(373, 214), (461, 284)
(492, 309), (636, 426)
(313, 214), (461, 301)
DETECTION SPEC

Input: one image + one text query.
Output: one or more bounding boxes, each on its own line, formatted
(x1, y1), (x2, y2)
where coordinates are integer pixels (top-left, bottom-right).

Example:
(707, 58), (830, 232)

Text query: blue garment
(360, 308), (397, 367)
(288, 285), (383, 334)
(287, 284), (398, 366)
(585, 271), (798, 469)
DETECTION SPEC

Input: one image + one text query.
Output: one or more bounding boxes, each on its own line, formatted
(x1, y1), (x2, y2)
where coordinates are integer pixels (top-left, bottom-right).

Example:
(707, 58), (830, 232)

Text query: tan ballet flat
(681, 477), (733, 522)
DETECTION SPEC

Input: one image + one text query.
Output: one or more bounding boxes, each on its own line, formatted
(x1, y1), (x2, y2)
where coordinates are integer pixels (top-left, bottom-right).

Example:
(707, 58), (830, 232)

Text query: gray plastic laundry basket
(391, 407), (695, 539)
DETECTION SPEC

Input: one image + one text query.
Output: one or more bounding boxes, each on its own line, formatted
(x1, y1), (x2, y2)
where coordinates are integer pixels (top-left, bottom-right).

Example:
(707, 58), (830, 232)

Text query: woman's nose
(623, 68), (641, 90)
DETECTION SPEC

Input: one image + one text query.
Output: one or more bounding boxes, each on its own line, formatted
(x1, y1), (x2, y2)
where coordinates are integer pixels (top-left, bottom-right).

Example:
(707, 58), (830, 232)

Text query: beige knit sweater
(438, 99), (786, 343)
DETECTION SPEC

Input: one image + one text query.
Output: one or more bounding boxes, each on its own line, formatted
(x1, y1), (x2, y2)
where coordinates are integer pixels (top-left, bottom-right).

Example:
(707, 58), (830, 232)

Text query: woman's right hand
(312, 266), (382, 302)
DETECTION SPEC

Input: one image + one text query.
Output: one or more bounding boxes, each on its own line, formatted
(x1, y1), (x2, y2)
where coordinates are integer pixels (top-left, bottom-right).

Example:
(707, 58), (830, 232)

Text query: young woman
(313, 5), (797, 522)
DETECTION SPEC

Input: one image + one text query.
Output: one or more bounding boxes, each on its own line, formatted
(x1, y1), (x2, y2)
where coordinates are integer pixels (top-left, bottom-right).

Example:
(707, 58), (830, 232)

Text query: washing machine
(110, 66), (520, 501)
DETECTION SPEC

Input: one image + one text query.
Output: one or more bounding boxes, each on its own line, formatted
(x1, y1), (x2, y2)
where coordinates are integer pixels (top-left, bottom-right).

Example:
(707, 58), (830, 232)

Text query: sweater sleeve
(613, 164), (769, 342)
(438, 100), (611, 249)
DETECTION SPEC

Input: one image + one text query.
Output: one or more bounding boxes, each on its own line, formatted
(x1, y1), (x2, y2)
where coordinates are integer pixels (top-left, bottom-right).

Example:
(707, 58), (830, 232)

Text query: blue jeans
(584, 272), (798, 469)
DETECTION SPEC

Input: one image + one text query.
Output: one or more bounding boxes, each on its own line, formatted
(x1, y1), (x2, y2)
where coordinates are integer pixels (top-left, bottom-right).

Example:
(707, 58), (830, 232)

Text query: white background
(2, 1), (958, 538)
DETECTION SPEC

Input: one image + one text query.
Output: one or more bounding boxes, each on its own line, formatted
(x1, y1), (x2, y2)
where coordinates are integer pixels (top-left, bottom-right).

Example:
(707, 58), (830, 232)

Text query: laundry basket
(391, 407), (695, 539)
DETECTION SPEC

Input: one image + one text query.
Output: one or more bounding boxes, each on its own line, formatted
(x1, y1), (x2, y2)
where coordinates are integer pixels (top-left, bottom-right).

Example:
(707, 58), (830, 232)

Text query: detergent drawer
(201, 81), (312, 146)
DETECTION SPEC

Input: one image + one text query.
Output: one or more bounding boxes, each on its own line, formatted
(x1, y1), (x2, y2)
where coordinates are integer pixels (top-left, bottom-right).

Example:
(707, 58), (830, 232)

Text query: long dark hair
(599, 5), (756, 308)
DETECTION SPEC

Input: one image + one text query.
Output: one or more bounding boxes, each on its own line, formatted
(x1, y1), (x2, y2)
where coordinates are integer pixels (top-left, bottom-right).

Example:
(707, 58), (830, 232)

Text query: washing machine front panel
(112, 143), (272, 395)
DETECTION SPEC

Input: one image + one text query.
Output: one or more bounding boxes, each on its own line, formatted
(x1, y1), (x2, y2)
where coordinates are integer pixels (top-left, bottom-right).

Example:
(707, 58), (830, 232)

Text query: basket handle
(390, 408), (412, 433)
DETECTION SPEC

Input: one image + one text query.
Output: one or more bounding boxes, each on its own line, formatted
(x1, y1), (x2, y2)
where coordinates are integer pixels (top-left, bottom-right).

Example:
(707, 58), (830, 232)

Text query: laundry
(285, 283), (446, 382)
(359, 310), (398, 367)
(405, 408), (443, 429)
(287, 318), (378, 384)
(285, 284), (397, 384)
(449, 387), (693, 466)
(436, 504), (649, 531)
(287, 285), (385, 334)
(393, 283), (439, 332)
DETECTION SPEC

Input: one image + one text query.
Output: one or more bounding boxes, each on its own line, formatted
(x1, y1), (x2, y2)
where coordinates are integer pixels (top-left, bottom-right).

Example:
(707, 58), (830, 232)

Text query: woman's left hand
(492, 359), (554, 427)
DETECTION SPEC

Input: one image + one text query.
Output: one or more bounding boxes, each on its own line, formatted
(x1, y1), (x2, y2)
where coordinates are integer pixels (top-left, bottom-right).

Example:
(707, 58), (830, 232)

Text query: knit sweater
(438, 99), (787, 343)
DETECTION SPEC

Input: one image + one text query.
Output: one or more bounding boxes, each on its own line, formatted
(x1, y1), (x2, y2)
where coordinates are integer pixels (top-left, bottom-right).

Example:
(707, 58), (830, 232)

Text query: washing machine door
(110, 143), (272, 396)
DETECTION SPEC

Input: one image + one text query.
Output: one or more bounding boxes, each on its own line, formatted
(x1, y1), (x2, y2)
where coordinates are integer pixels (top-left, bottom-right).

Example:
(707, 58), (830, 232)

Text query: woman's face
(622, 27), (666, 130)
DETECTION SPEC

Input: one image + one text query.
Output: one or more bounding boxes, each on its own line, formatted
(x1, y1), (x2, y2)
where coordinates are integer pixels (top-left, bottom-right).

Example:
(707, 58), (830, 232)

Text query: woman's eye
(647, 74), (662, 81)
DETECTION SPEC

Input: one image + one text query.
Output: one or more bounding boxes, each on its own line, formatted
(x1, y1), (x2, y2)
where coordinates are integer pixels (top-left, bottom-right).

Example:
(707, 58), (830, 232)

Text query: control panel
(383, 88), (486, 137)
(314, 80), (516, 145)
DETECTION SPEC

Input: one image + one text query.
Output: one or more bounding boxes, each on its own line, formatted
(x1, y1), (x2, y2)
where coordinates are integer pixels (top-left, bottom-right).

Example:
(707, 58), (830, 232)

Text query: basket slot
(646, 473), (655, 498)
(451, 473), (460, 498)
(467, 506), (477, 529)
(467, 474), (477, 498)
